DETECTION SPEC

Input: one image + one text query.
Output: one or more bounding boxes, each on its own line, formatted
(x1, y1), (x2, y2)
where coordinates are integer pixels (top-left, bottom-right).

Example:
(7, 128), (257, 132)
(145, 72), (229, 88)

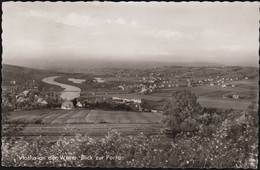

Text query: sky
(2, 2), (259, 66)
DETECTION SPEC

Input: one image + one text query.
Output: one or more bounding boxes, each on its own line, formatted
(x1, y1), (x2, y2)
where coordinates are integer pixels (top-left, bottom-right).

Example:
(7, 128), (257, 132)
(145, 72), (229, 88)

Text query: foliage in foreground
(2, 121), (258, 168)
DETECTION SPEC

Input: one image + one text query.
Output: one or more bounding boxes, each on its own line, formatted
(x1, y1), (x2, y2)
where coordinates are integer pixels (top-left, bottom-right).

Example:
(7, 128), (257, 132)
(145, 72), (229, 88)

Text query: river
(42, 76), (81, 101)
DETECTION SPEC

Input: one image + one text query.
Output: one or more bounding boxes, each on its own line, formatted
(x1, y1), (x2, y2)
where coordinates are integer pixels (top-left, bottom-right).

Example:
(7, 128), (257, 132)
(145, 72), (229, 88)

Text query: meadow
(3, 109), (164, 140)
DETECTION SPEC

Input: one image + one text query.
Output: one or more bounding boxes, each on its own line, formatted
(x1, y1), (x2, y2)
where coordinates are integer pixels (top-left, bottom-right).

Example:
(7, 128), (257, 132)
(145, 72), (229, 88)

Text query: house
(222, 95), (227, 99)
(21, 90), (30, 98)
(233, 95), (239, 99)
(61, 102), (75, 109)
(10, 81), (16, 85)
(17, 96), (27, 103)
(130, 98), (142, 104)
(245, 77), (248, 80)
(221, 85), (227, 88)
(112, 97), (121, 101)
(231, 84), (236, 87)
(210, 83), (214, 86)
(93, 78), (105, 83)
(76, 101), (83, 108)
(37, 98), (48, 105)
(112, 97), (141, 104)
(2, 99), (12, 107)
(140, 87), (148, 94)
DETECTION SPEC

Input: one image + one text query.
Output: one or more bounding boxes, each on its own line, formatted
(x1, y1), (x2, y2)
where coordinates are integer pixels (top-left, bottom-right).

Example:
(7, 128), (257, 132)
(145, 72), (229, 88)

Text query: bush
(2, 129), (257, 168)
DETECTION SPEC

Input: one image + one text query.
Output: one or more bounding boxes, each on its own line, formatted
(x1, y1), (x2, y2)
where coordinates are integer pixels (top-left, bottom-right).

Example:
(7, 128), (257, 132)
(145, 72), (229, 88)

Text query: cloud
(25, 10), (54, 20)
(201, 29), (217, 37)
(206, 45), (244, 52)
(25, 10), (100, 28)
(25, 10), (140, 29)
(105, 17), (140, 28)
(105, 19), (112, 24)
(145, 29), (183, 39)
(130, 20), (140, 28)
(57, 12), (99, 27)
(115, 17), (126, 25)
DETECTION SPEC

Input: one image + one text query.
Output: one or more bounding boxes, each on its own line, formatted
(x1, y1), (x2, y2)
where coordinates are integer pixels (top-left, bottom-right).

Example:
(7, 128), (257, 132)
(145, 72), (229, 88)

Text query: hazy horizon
(2, 2), (259, 67)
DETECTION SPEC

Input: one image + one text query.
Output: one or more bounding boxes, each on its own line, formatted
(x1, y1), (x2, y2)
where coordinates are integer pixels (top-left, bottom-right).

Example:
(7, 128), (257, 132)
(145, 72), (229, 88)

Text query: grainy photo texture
(1, 2), (259, 168)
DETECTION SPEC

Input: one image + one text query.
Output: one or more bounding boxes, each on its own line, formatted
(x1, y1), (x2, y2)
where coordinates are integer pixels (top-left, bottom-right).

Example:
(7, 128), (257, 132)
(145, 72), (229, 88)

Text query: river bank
(42, 76), (81, 101)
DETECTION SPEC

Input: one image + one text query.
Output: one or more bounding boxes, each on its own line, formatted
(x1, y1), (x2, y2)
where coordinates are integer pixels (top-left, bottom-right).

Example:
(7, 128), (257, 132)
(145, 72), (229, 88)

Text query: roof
(61, 101), (75, 109)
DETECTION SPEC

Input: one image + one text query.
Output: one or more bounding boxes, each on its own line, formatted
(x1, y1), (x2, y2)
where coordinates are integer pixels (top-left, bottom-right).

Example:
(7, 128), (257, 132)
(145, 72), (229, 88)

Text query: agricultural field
(3, 108), (164, 140)
(143, 79), (258, 110)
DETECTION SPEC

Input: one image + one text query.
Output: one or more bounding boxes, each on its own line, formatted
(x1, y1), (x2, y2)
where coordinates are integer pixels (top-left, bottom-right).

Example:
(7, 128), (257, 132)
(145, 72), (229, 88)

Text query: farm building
(233, 95), (239, 99)
(76, 101), (83, 108)
(10, 80), (16, 85)
(61, 102), (75, 110)
(37, 98), (48, 105)
(93, 78), (105, 83)
(112, 97), (142, 104)
(16, 96), (28, 103)
(21, 90), (30, 97)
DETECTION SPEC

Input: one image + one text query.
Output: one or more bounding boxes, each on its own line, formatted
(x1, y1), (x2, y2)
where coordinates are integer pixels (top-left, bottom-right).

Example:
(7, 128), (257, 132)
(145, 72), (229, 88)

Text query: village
(1, 77), (145, 112)
(2, 65), (256, 113)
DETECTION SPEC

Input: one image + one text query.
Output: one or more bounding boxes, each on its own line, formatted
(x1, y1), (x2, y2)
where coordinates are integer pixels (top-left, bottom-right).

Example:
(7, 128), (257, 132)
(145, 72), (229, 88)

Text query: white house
(61, 102), (75, 110)
(37, 98), (48, 105)
(233, 95), (239, 99)
(93, 78), (105, 83)
(131, 98), (142, 104)
(10, 80), (16, 85)
(76, 101), (83, 108)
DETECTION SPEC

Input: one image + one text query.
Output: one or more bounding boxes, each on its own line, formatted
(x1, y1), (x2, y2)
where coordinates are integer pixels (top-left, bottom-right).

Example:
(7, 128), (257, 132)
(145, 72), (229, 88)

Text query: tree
(164, 90), (202, 138)
(72, 98), (78, 107)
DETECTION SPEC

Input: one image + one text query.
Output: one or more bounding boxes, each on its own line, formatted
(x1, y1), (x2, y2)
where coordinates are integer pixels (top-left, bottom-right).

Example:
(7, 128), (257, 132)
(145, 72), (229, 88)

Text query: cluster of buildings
(82, 95), (143, 111)
(2, 80), (62, 111)
(222, 94), (240, 99)
(202, 76), (250, 87)
(118, 83), (156, 94)
(93, 78), (105, 83)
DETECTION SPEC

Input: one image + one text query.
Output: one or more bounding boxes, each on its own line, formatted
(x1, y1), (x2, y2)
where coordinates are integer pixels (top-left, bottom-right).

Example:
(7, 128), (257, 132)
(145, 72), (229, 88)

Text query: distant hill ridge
(3, 59), (226, 73)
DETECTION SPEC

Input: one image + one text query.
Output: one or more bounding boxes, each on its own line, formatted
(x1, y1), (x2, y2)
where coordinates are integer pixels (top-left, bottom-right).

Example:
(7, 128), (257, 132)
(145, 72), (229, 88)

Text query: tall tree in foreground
(164, 90), (203, 139)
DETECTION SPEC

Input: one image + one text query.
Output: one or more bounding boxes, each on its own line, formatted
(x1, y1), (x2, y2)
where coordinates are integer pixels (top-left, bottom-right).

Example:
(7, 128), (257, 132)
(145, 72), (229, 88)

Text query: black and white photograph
(1, 1), (259, 168)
